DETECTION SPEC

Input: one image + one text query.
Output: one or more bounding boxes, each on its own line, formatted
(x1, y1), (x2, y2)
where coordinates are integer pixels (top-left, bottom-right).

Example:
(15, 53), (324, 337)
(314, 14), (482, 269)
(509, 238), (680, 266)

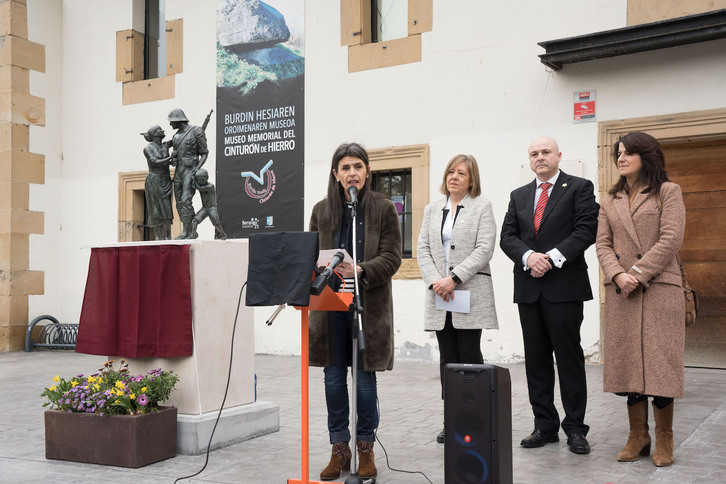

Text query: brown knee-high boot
(320, 442), (351, 481)
(617, 400), (651, 461)
(357, 441), (377, 479)
(652, 402), (675, 467)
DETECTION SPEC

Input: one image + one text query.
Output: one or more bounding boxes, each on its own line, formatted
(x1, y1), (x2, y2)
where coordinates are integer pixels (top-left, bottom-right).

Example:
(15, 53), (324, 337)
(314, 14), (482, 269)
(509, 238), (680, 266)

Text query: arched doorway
(598, 108), (726, 369)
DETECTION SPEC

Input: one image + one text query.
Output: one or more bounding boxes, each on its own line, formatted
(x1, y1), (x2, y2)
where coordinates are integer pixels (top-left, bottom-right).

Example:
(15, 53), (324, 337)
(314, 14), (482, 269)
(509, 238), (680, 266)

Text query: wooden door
(663, 140), (726, 368)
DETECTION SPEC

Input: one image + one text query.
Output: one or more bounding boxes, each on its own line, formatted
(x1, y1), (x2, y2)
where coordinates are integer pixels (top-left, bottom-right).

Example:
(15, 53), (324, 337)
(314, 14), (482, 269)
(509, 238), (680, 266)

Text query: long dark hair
(609, 132), (670, 198)
(325, 142), (377, 228)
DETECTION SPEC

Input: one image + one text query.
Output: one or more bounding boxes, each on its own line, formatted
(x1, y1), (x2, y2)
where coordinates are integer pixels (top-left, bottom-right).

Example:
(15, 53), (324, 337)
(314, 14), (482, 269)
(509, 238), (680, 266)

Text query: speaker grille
(444, 364), (512, 484)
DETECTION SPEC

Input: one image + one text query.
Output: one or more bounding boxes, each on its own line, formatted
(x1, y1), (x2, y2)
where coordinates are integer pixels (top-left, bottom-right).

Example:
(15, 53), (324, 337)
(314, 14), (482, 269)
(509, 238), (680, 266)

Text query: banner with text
(216, 0), (304, 237)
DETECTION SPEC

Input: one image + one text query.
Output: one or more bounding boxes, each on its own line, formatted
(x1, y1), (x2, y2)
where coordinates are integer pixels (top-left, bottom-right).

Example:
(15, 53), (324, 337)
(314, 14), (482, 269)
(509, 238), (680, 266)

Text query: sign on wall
(216, 0), (304, 237)
(573, 90), (596, 124)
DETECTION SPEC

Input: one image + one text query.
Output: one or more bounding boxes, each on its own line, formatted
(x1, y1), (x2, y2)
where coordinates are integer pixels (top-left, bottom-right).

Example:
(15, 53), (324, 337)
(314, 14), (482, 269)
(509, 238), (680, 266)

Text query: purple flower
(77, 374), (84, 378)
(137, 394), (149, 406)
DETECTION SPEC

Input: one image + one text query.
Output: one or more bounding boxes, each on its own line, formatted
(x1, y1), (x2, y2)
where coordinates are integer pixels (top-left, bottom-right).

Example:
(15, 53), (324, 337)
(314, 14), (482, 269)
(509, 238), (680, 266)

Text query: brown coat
(596, 182), (686, 398)
(308, 193), (402, 371)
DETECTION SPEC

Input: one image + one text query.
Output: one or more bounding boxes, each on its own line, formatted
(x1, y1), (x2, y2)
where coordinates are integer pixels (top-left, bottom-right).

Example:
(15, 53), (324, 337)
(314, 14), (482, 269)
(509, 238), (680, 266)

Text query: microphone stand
(345, 195), (369, 484)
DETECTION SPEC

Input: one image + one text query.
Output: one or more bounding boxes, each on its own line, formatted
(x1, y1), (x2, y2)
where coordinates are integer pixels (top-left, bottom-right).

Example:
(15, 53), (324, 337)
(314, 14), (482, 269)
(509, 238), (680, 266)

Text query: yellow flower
(141, 387), (147, 393)
(114, 400), (120, 405)
(129, 393), (136, 400)
(115, 381), (125, 390)
(49, 385), (56, 391)
(94, 384), (100, 391)
(71, 381), (79, 387)
(52, 375), (60, 383)
(115, 389), (124, 397)
(88, 376), (96, 383)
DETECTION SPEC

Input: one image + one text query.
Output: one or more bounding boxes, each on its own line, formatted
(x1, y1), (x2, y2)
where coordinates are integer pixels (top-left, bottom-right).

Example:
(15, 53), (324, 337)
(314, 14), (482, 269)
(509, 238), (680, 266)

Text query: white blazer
(417, 194), (499, 330)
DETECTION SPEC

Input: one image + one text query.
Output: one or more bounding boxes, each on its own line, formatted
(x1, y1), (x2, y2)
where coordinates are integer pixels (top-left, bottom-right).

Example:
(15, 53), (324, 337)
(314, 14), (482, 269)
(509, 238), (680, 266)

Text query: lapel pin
(562, 183), (568, 187)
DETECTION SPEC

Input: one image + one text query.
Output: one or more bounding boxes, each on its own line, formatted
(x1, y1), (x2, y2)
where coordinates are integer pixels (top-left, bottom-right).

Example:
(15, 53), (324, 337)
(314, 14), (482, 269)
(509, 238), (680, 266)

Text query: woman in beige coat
(596, 132), (686, 467)
(417, 154), (498, 443)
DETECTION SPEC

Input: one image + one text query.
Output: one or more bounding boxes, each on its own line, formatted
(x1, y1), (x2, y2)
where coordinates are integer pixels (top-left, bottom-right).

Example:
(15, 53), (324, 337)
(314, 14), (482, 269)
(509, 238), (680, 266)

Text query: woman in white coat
(417, 154), (499, 443)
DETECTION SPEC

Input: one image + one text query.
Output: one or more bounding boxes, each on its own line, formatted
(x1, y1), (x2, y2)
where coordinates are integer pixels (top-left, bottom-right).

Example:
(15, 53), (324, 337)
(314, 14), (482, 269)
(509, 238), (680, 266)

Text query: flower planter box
(45, 406), (177, 468)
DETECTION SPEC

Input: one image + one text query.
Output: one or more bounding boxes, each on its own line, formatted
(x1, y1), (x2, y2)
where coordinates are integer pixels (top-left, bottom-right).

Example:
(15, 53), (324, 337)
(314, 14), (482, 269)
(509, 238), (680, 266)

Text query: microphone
(347, 185), (359, 205)
(310, 251), (346, 296)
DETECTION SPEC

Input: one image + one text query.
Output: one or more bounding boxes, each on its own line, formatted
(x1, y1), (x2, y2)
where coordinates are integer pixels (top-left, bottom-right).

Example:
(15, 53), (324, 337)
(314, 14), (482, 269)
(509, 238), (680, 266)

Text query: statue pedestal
(107, 240), (278, 454)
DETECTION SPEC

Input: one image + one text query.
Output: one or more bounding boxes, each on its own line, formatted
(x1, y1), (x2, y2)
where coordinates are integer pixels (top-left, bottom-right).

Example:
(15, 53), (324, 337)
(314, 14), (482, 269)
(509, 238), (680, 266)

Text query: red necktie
(534, 182), (551, 234)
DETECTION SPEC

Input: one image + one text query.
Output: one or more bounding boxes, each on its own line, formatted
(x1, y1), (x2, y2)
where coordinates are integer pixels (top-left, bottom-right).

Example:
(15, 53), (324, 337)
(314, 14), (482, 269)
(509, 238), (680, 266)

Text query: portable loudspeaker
(444, 363), (512, 484)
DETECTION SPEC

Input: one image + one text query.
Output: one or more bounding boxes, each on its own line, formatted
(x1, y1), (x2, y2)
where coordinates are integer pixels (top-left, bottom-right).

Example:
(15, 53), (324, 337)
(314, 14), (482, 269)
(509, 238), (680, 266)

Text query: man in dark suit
(500, 136), (599, 454)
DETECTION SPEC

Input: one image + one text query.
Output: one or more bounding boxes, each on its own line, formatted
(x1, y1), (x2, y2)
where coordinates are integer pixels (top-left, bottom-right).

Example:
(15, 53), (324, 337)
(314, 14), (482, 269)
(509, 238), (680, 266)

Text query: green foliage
(217, 45), (277, 95)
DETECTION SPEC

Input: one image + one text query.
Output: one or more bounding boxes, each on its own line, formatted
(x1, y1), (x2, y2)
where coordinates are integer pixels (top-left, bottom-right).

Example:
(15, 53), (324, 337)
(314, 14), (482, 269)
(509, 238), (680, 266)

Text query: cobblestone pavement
(1, 351), (724, 483)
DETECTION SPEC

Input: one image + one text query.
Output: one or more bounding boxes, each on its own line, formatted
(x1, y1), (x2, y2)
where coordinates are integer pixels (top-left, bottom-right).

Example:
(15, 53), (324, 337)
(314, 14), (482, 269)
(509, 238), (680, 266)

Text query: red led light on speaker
(464, 435), (471, 443)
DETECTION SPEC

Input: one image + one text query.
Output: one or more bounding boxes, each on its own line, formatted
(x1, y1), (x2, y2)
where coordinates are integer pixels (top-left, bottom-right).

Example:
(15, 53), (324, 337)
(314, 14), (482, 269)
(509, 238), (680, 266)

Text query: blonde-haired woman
(417, 154), (499, 443)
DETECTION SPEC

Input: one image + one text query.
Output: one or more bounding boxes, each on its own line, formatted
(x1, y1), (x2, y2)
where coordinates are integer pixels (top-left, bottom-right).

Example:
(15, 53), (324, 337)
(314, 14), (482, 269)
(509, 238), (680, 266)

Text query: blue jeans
(324, 311), (379, 444)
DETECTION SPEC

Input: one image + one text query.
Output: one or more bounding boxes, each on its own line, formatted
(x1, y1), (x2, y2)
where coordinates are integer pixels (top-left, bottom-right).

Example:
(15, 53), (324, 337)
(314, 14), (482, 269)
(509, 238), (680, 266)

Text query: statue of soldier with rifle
(167, 108), (213, 239)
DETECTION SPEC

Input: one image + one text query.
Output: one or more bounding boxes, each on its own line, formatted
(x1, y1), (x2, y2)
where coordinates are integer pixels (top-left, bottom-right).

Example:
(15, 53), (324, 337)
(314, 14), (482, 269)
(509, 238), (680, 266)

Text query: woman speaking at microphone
(309, 142), (401, 481)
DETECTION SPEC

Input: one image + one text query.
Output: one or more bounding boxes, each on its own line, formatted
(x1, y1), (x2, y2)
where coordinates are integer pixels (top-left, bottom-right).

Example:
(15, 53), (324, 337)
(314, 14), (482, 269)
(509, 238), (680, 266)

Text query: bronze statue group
(141, 109), (227, 241)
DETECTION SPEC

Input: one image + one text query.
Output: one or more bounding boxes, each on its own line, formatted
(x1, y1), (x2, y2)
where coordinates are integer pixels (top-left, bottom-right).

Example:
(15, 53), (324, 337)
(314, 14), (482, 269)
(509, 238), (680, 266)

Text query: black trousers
(436, 311), (483, 399)
(518, 298), (589, 437)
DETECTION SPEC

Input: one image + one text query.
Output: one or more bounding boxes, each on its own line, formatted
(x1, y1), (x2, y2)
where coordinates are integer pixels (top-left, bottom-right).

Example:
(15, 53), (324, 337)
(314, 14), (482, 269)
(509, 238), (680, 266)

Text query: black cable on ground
(174, 280), (247, 483)
(374, 396), (436, 484)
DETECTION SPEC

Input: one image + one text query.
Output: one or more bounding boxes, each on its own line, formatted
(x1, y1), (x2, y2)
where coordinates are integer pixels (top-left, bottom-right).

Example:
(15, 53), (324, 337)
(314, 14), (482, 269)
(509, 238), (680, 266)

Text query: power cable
(173, 281), (247, 483)
(374, 396), (436, 484)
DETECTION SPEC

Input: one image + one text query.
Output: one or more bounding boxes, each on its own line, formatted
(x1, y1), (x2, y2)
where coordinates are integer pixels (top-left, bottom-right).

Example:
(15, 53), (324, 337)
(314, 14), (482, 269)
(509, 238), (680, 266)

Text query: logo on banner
(241, 217), (260, 229)
(266, 216), (274, 227)
(241, 159), (277, 203)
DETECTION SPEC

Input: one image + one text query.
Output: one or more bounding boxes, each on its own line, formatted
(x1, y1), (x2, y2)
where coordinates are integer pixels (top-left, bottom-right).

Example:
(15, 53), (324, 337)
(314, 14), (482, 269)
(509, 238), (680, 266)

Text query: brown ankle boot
(617, 400), (651, 461)
(320, 442), (351, 481)
(356, 441), (377, 479)
(652, 402), (675, 467)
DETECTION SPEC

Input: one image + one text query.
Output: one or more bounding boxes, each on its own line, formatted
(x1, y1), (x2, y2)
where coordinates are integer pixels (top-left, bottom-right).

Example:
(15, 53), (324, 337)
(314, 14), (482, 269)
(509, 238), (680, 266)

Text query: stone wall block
(0, 90), (45, 125)
(0, 0), (28, 39)
(0, 293), (28, 326)
(0, 180), (29, 209)
(0, 150), (44, 183)
(0, 64), (28, 92)
(0, 232), (29, 270)
(0, 268), (43, 295)
(0, 35), (45, 72)
(0, 208), (44, 234)
(0, 122), (29, 151)
(0, 325), (28, 351)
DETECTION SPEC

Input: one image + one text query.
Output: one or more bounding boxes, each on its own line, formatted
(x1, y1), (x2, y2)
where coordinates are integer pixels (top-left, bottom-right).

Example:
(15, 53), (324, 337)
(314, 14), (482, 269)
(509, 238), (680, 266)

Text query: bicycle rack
(25, 315), (79, 352)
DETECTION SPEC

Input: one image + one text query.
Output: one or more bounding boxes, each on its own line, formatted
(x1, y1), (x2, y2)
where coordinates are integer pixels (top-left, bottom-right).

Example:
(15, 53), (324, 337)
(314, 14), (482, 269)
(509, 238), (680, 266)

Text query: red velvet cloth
(75, 245), (193, 357)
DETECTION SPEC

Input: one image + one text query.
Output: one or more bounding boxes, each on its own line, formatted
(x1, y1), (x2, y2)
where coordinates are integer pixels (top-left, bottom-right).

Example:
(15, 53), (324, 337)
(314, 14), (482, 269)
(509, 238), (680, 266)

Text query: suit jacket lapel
(614, 190), (641, 249)
(432, 198), (447, 261)
(629, 190), (649, 215)
(451, 193), (468, 231)
(440, 194), (468, 240)
(523, 180), (537, 233)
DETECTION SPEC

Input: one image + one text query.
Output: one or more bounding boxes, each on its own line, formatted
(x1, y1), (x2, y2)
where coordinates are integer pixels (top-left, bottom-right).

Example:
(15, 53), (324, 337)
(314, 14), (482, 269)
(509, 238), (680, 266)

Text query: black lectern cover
(246, 231), (319, 307)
